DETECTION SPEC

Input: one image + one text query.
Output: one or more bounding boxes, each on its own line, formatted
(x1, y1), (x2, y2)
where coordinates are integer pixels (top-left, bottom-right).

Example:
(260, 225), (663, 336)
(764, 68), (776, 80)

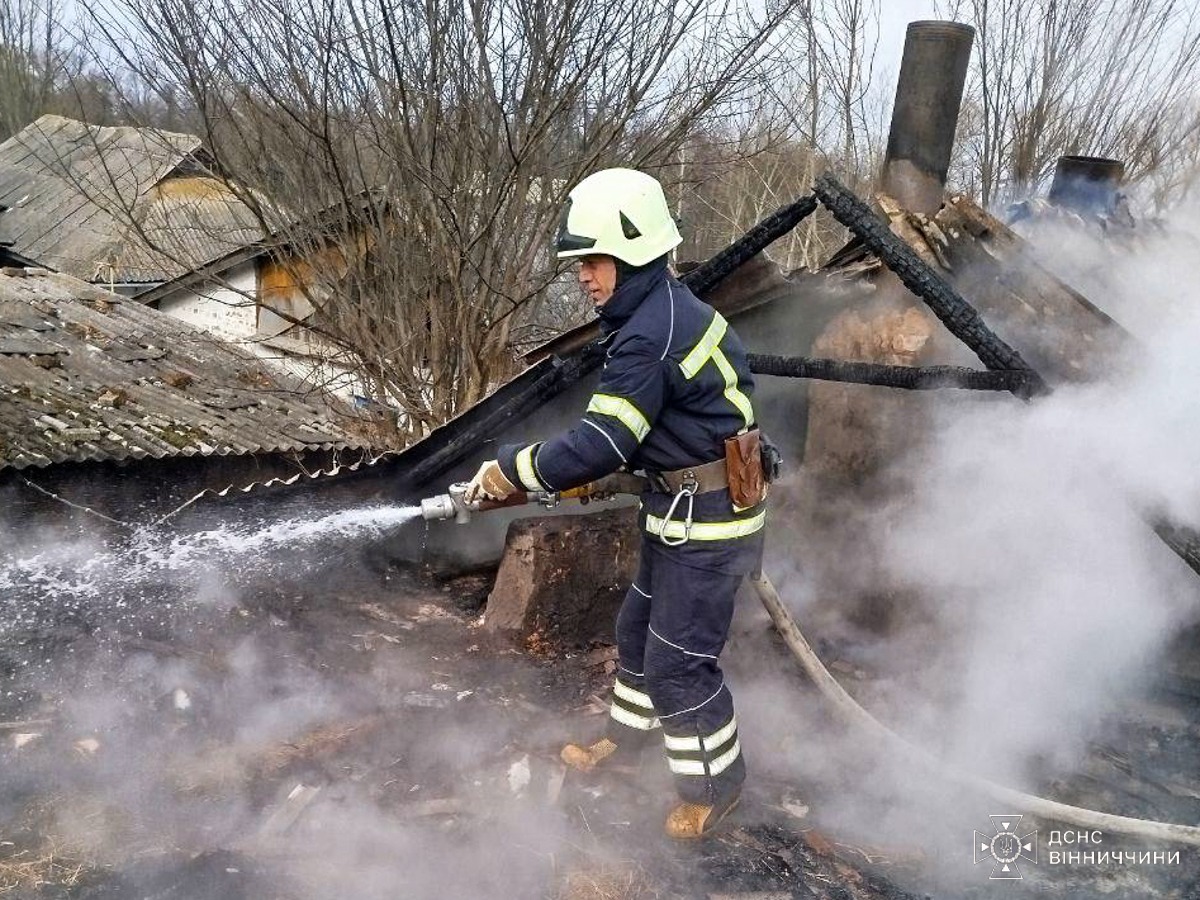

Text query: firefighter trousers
(605, 530), (761, 805)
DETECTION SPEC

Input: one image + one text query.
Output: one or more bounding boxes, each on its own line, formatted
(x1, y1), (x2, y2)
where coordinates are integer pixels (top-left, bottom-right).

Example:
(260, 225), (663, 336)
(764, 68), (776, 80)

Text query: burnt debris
(812, 173), (1050, 399)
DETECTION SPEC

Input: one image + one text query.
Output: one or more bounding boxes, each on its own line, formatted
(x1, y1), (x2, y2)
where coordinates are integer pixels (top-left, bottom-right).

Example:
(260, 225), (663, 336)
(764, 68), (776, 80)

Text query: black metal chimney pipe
(1048, 156), (1125, 215)
(882, 21), (975, 215)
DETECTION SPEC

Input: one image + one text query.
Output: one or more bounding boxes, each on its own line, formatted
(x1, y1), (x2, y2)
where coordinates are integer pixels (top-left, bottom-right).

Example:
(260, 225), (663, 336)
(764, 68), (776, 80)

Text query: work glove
(464, 459), (517, 503)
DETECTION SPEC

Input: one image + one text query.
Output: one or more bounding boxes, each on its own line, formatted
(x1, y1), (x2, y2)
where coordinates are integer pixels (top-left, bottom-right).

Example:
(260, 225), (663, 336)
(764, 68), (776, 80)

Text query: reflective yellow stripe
(678, 312), (755, 427)
(613, 680), (654, 709)
(712, 348), (755, 428)
(662, 717), (737, 753)
(644, 510), (766, 542)
(587, 394), (651, 442)
(702, 716), (737, 752)
(680, 313), (728, 379)
(515, 445), (543, 491)
(610, 703), (661, 731)
(667, 740), (741, 776)
(663, 732), (701, 752)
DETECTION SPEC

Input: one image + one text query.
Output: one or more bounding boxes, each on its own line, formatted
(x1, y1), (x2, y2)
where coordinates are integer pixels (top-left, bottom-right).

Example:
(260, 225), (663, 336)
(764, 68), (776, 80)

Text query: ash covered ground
(0, 494), (1198, 899)
(0, 502), (921, 900)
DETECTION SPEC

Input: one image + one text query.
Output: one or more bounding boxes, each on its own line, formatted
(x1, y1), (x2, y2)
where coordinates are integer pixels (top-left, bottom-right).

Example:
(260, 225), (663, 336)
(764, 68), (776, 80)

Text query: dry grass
(555, 862), (662, 900)
(0, 844), (88, 895)
(8, 790), (170, 881)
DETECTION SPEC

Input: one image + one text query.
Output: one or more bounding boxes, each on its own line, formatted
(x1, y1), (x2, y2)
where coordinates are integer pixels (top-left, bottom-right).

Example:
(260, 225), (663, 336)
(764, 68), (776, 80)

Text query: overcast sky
(877, 0), (943, 80)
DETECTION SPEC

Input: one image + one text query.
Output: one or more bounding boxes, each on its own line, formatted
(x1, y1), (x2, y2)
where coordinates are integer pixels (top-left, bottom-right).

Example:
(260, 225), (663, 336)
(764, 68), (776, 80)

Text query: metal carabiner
(657, 482), (696, 547)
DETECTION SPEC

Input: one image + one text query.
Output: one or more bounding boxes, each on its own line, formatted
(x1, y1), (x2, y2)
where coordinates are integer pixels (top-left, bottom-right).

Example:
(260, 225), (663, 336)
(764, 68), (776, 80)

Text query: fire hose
(748, 573), (1200, 848)
(420, 483), (1200, 846)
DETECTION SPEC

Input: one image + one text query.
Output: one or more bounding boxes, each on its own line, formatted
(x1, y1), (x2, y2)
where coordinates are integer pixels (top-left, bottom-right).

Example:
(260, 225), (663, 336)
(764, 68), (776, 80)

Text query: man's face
(578, 254), (617, 306)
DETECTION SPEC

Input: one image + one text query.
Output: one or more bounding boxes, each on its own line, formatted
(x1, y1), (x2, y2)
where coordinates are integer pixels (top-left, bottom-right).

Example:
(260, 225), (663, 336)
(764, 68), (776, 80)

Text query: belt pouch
(725, 428), (766, 509)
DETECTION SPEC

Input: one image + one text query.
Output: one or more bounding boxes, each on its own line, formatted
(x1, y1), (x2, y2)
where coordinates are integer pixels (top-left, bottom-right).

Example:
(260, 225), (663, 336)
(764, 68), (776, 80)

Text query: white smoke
(730, 194), (1200, 893)
(890, 201), (1200, 780)
(0, 498), (613, 900)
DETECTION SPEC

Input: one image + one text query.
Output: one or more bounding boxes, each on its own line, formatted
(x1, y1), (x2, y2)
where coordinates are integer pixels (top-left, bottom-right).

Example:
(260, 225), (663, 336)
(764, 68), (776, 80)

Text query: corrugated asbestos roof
(0, 115), (263, 283)
(104, 176), (265, 284)
(0, 268), (377, 471)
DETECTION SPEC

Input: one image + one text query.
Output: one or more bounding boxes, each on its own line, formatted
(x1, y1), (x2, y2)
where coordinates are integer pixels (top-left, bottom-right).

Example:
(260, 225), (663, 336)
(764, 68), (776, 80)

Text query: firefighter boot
(560, 738), (620, 773)
(664, 789), (741, 839)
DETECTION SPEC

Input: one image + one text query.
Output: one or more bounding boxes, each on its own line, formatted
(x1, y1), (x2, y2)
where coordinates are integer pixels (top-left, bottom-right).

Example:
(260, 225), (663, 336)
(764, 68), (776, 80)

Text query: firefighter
(466, 168), (768, 839)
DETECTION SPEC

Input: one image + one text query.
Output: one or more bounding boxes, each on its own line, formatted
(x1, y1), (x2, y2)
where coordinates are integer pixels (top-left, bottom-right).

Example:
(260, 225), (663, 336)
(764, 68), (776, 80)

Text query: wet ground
(1, 510), (1199, 899)
(0, 519), (919, 900)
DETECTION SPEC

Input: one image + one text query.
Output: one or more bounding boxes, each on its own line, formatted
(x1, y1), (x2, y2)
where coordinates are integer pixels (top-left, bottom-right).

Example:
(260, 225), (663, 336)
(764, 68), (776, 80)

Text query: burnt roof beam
(680, 193), (819, 297)
(813, 172), (1050, 399)
(747, 353), (1036, 393)
(813, 173), (1200, 582)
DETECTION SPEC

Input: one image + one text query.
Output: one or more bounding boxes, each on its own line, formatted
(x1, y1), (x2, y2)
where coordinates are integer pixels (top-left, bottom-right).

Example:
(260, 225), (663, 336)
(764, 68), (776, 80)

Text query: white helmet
(555, 168), (683, 267)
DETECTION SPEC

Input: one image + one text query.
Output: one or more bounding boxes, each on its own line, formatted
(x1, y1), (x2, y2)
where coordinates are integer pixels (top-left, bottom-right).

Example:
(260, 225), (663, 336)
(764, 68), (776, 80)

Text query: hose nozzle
(419, 484), (471, 523)
(419, 482), (556, 523)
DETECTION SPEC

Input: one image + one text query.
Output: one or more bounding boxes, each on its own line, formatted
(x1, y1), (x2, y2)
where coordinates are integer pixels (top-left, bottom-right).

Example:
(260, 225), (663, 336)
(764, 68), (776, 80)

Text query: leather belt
(651, 458), (728, 494)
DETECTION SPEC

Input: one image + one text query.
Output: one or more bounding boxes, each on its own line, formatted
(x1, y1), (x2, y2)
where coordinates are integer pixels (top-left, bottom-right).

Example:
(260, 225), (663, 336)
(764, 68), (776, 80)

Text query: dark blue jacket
(498, 260), (756, 500)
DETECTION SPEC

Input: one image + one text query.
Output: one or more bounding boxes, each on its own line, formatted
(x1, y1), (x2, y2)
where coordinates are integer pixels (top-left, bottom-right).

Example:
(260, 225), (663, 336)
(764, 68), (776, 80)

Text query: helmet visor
(555, 199), (597, 254)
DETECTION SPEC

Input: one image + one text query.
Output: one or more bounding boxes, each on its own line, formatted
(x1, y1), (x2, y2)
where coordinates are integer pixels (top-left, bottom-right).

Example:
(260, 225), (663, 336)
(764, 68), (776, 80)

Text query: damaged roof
(99, 172), (266, 285)
(0, 267), (377, 471)
(0, 115), (263, 284)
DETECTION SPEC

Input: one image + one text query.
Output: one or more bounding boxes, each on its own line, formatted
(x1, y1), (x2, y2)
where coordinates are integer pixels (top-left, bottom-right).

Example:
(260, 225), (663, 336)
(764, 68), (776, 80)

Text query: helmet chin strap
(613, 257), (639, 288)
(614, 253), (667, 288)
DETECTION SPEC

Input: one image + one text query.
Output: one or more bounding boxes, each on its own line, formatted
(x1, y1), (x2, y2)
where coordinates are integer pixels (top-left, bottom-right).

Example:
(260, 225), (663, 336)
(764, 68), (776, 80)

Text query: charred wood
(681, 193), (819, 297)
(401, 344), (604, 491)
(747, 353), (1034, 393)
(922, 195), (1129, 385)
(919, 199), (1200, 578)
(881, 194), (1200, 586)
(936, 194), (1126, 335)
(813, 173), (1050, 399)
